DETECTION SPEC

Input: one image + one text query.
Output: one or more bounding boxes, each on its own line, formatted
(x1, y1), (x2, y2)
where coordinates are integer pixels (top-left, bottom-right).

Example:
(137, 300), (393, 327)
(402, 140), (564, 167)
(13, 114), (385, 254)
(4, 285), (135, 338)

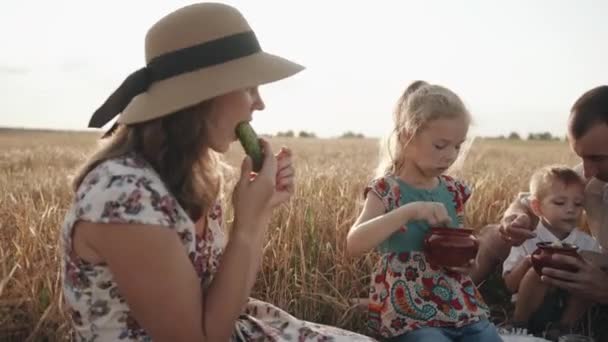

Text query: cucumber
(235, 121), (264, 172)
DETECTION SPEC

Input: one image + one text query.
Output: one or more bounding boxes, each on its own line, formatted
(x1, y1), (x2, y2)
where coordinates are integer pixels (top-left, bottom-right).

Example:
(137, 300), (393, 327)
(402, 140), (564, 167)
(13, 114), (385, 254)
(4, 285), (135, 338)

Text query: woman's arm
(202, 218), (268, 341)
(78, 220), (266, 342)
(72, 142), (283, 341)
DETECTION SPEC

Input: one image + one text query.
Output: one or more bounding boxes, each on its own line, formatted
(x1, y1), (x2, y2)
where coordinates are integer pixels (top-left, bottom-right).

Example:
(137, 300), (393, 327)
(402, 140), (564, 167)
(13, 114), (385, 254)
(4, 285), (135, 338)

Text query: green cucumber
(235, 122), (264, 172)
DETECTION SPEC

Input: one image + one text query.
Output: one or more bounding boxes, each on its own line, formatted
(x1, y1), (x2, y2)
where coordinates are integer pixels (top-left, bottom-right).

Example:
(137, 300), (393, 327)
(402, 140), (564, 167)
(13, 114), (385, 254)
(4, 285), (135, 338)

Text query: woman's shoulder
(73, 153), (185, 227)
(78, 154), (163, 194)
(91, 153), (157, 179)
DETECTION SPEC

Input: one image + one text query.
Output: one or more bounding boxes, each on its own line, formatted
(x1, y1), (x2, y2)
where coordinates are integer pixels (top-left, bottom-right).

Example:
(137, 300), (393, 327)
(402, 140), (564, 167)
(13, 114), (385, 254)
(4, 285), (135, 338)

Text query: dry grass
(0, 129), (598, 340)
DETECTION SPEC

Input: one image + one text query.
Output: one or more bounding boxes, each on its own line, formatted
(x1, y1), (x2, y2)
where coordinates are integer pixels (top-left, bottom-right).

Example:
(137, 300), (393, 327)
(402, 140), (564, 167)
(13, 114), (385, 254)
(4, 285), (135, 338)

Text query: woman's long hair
(73, 101), (223, 222)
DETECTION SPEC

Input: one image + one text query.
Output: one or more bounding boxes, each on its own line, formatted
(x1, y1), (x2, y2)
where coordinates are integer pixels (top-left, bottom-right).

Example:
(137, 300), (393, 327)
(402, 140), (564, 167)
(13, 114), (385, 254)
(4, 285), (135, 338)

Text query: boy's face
(535, 181), (585, 235)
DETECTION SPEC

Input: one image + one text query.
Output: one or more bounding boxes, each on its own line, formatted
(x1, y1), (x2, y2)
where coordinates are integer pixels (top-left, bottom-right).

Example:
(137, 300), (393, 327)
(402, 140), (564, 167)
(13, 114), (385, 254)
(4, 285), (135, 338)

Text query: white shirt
(502, 222), (602, 302)
(503, 221), (602, 275)
(502, 222), (601, 301)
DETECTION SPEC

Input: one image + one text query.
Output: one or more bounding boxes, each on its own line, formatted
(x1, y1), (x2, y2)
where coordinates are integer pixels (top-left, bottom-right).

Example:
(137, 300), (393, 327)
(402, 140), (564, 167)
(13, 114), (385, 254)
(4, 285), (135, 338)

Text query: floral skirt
(233, 298), (378, 341)
(368, 251), (489, 338)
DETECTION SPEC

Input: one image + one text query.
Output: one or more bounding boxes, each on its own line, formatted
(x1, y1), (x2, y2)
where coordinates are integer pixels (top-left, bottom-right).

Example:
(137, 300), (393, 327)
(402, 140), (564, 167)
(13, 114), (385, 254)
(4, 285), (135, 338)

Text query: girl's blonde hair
(375, 81), (473, 177)
(72, 101), (223, 222)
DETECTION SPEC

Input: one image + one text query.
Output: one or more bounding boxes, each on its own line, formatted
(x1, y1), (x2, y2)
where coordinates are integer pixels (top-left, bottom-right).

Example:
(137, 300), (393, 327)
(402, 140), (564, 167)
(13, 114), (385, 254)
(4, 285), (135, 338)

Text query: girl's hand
(232, 139), (277, 230)
(269, 147), (295, 208)
(445, 258), (477, 275)
(402, 201), (451, 226)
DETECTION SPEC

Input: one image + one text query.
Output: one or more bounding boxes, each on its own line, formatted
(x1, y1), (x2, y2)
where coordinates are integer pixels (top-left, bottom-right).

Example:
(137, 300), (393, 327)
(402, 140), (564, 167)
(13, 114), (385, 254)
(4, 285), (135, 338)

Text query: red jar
(423, 227), (479, 268)
(531, 241), (581, 276)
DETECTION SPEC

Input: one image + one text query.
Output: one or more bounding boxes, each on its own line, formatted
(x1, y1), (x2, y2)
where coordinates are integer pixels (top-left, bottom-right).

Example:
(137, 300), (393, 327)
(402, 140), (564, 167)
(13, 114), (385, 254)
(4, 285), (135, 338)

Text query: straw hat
(88, 2), (304, 133)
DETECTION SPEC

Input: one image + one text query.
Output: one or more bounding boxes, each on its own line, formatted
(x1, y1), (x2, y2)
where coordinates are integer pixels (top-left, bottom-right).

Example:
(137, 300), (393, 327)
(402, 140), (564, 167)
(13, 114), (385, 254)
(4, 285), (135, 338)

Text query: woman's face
(204, 87), (265, 153)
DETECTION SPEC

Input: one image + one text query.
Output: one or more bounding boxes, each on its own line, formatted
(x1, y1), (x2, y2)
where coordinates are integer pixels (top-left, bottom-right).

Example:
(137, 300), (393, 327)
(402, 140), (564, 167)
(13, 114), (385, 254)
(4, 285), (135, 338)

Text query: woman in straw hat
(60, 2), (376, 342)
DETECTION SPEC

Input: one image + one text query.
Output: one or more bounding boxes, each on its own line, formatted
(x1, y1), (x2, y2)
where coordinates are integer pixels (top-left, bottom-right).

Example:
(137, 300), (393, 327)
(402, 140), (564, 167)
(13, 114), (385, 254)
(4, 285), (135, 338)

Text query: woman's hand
(232, 139), (278, 230)
(269, 147), (295, 208)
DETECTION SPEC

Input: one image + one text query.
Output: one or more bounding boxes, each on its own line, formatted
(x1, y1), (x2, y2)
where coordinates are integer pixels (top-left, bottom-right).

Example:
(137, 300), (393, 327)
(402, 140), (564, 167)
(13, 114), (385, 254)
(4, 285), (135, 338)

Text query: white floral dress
(61, 154), (376, 341)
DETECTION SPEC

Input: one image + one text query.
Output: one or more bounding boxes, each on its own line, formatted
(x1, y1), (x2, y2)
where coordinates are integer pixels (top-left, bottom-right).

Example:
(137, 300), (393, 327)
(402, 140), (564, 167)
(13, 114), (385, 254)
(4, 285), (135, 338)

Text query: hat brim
(117, 51), (304, 125)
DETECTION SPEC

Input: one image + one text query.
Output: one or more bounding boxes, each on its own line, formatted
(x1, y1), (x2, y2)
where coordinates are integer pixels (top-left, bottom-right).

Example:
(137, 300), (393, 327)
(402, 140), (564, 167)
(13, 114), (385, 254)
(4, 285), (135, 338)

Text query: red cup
(531, 241), (581, 277)
(424, 227), (479, 268)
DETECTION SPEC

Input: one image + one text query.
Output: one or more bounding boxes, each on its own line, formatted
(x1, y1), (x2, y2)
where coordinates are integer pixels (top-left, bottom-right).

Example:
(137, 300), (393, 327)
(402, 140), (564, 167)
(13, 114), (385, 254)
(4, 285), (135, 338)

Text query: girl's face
(203, 87), (265, 153)
(406, 116), (469, 177)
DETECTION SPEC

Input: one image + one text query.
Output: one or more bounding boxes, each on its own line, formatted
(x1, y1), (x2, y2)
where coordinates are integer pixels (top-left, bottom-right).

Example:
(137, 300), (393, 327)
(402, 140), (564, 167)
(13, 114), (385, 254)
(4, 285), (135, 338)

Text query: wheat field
(0, 129), (594, 341)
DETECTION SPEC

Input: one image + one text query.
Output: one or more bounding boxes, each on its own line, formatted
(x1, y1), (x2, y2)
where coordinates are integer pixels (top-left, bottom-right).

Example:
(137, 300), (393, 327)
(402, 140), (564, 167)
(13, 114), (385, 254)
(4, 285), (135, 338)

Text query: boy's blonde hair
(376, 80), (472, 177)
(529, 165), (585, 200)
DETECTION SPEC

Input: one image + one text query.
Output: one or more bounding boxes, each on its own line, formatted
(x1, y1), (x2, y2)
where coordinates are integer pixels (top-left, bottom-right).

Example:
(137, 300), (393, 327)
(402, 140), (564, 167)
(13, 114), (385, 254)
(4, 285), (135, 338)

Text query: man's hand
(499, 213), (536, 247)
(541, 254), (608, 304)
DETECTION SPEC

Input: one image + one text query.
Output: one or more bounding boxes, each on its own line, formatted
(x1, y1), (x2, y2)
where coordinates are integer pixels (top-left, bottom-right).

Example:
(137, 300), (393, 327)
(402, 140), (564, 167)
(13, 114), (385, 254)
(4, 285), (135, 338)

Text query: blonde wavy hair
(529, 165), (585, 201)
(72, 101), (224, 222)
(375, 81), (473, 177)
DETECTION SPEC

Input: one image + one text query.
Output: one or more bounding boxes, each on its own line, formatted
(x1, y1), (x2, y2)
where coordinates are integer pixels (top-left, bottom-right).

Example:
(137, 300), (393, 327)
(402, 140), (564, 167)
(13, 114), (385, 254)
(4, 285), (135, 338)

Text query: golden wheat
(0, 130), (580, 340)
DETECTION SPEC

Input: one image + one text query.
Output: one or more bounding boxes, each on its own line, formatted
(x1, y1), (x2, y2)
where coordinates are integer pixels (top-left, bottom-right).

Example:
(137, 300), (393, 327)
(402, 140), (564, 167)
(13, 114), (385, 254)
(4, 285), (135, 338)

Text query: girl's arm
(346, 194), (410, 257)
(347, 194), (450, 257)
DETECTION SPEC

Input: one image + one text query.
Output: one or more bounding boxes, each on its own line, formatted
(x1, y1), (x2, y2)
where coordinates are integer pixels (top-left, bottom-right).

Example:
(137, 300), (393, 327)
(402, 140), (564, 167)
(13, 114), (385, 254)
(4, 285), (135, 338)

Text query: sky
(0, 0), (606, 138)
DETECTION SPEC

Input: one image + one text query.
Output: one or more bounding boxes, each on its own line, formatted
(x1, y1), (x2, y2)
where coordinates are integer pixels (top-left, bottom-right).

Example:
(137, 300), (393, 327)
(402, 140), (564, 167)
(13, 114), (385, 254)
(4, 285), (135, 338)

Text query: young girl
(347, 81), (501, 341)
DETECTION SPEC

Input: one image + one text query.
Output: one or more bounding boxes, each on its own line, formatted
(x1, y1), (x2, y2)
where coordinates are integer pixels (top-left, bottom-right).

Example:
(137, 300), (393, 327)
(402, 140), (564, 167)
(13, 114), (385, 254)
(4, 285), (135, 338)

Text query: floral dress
(364, 175), (490, 339)
(61, 154), (376, 341)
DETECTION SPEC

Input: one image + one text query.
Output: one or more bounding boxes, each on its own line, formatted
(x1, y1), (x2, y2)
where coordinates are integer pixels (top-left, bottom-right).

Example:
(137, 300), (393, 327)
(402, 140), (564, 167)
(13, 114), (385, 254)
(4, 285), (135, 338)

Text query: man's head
(568, 85), (608, 182)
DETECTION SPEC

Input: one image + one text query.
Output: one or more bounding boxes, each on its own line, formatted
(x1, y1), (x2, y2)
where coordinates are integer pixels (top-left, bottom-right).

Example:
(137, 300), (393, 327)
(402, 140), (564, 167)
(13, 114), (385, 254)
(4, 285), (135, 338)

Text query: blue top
(365, 175), (468, 253)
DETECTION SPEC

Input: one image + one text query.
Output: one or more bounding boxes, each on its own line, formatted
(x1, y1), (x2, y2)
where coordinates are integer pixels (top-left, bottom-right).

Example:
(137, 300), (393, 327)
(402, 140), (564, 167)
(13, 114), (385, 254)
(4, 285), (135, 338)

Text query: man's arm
(471, 224), (512, 284)
(471, 193), (538, 284)
(500, 193), (539, 240)
(503, 256), (532, 293)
